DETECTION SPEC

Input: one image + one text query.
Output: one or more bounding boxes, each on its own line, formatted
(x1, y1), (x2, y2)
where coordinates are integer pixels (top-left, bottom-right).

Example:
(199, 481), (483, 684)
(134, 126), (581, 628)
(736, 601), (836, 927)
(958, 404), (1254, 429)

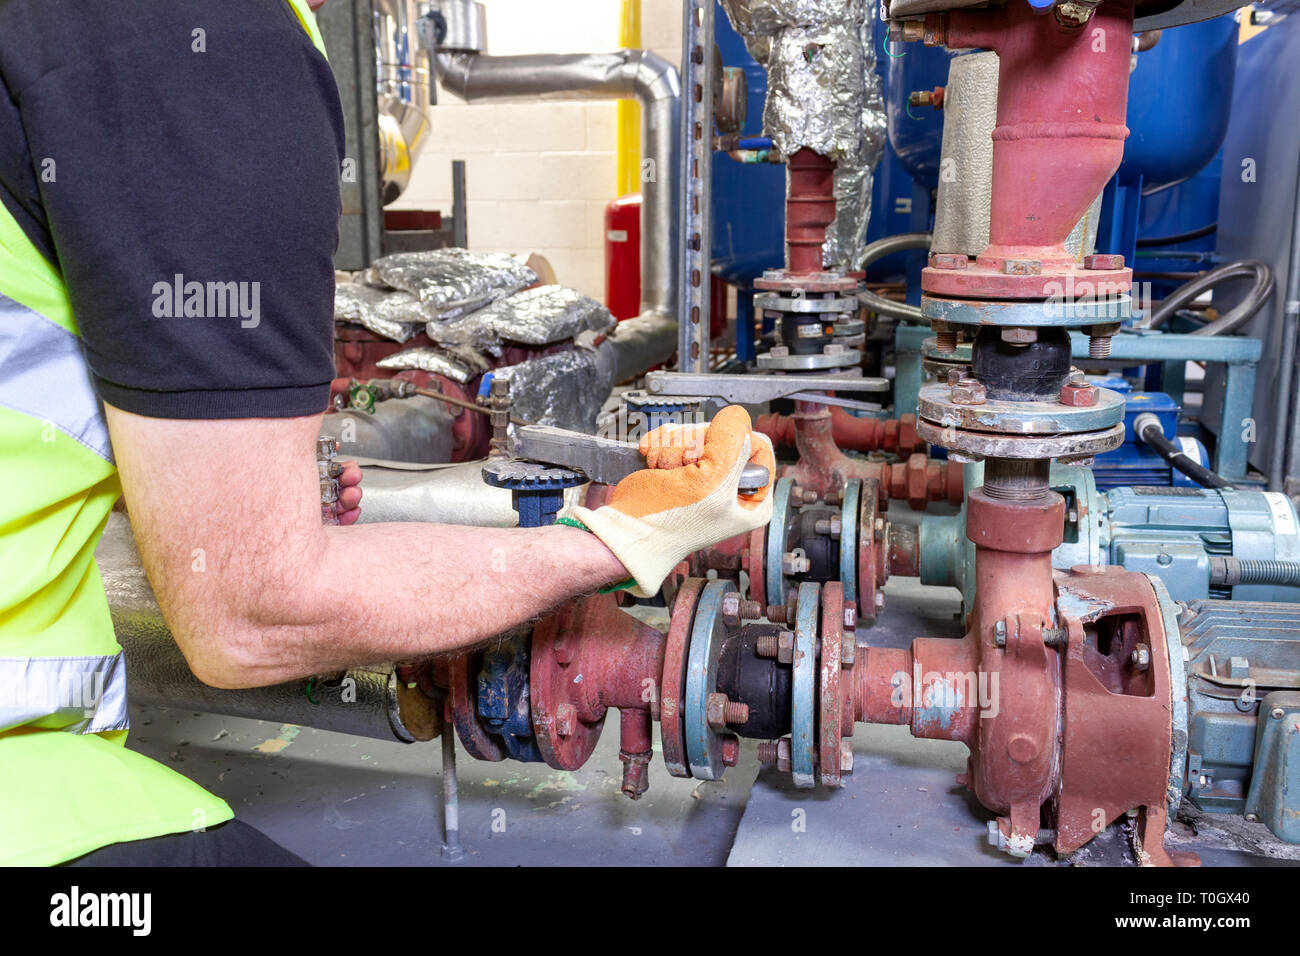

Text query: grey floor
(125, 575), (1300, 867)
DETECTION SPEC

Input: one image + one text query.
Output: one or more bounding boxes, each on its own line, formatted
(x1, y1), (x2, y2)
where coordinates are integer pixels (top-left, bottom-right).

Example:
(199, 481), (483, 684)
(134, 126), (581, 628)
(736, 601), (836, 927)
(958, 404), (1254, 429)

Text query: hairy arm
(106, 406), (628, 689)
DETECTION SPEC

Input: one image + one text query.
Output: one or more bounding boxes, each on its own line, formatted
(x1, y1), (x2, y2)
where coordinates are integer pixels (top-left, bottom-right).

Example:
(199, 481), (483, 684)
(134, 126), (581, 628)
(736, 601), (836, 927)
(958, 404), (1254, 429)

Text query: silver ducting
(435, 50), (682, 382)
(374, 0), (436, 203)
(354, 459), (518, 526)
(720, 0), (885, 269)
(97, 514), (438, 742)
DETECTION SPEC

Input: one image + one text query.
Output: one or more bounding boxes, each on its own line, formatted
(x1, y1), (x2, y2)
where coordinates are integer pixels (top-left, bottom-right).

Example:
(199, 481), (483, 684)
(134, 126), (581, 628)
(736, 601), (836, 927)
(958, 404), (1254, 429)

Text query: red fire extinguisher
(604, 194), (641, 321)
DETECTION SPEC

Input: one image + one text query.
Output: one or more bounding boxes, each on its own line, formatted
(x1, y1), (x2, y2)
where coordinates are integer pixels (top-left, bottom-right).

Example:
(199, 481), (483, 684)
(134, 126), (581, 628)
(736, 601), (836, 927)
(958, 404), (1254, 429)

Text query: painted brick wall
(392, 0), (682, 302)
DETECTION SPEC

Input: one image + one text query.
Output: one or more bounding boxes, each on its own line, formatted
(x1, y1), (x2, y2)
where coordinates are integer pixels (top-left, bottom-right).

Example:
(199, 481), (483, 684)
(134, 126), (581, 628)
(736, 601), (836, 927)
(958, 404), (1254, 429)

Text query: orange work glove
(558, 405), (775, 597)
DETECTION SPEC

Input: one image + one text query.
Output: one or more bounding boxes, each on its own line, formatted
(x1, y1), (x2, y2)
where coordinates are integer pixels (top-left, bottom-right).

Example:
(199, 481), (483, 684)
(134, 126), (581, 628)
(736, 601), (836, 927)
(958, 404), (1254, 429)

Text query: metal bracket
(677, 0), (715, 372)
(645, 370), (889, 411)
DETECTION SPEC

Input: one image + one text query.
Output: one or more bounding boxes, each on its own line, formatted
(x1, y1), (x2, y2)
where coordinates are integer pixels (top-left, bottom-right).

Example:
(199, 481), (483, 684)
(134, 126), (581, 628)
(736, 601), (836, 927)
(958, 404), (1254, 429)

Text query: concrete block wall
(392, 0), (683, 301)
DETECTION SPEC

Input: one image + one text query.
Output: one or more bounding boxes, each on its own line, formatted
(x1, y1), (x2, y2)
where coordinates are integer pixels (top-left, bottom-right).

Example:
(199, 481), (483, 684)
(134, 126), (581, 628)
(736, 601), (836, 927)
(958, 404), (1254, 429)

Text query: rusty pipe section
(756, 409), (926, 457)
(921, 0), (1135, 267)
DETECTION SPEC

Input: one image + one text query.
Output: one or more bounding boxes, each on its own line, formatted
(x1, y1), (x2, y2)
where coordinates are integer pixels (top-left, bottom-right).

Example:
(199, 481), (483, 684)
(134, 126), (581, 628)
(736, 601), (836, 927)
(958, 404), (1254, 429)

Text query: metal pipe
(352, 459), (518, 526)
(857, 232), (931, 324)
(440, 718), (465, 861)
(1273, 155), (1300, 491)
(435, 50), (680, 322)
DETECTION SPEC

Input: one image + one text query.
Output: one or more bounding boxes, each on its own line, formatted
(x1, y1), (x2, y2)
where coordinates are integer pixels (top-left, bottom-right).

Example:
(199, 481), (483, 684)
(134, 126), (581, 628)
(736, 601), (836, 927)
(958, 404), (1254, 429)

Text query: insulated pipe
(435, 50), (681, 380)
(96, 514), (440, 742)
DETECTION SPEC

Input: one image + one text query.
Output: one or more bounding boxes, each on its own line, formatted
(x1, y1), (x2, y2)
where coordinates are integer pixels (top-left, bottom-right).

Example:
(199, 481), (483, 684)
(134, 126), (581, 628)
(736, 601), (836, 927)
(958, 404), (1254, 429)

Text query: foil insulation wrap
(425, 284), (615, 356)
(365, 248), (537, 319)
(500, 349), (612, 435)
(720, 0), (884, 269)
(376, 347), (478, 384)
(334, 282), (426, 343)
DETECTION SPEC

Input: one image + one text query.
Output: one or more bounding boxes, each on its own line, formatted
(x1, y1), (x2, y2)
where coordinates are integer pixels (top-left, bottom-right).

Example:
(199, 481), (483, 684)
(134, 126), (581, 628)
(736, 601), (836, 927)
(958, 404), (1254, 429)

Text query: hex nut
(1059, 383), (1099, 407)
(950, 378), (987, 406)
(931, 253), (968, 270)
(777, 630), (795, 665)
(555, 703), (576, 738)
(706, 692), (729, 731)
(1084, 253), (1124, 270)
(1000, 327), (1038, 346)
(1131, 643), (1151, 671)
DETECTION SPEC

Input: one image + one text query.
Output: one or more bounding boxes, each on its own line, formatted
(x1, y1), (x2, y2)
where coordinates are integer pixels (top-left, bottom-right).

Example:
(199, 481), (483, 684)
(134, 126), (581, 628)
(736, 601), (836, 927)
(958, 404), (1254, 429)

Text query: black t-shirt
(0, 0), (344, 419)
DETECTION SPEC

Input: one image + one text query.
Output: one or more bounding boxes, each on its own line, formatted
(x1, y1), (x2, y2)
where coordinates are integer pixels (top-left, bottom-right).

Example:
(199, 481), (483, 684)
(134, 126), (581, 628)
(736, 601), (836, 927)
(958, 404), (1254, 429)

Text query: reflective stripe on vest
(0, 292), (113, 464)
(0, 654), (128, 734)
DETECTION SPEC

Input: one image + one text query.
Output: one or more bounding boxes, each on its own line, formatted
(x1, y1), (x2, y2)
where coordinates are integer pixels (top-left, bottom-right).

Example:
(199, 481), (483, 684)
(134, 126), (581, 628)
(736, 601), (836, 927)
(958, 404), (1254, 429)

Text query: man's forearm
(190, 520), (626, 688)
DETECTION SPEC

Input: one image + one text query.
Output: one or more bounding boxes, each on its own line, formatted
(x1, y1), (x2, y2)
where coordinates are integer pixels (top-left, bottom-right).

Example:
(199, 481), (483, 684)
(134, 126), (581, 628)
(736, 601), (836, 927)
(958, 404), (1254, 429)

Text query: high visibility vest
(0, 0), (327, 866)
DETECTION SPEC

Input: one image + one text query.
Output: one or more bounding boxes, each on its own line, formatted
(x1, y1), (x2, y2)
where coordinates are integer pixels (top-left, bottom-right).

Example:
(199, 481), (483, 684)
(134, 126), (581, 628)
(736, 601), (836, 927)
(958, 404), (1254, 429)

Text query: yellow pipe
(616, 0), (642, 196)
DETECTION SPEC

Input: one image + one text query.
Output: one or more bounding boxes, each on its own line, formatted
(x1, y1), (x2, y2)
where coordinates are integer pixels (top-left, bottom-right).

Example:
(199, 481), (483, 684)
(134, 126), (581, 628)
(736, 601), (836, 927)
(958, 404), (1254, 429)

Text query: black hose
(1135, 222), (1217, 248)
(1209, 557), (1300, 588)
(1134, 413), (1233, 489)
(1143, 259), (1275, 336)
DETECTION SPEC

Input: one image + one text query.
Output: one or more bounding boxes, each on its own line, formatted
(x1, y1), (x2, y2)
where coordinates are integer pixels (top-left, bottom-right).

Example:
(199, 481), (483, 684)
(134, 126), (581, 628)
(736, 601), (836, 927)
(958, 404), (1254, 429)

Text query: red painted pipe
(756, 409), (926, 456)
(929, 0), (1135, 270)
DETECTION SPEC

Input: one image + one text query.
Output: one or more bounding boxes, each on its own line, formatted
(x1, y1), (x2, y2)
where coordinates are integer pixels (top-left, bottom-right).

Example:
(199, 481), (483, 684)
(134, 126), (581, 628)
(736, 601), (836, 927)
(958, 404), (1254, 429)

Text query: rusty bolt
(756, 738), (792, 772)
(840, 740), (854, 775)
(1131, 643), (1151, 671)
(721, 592), (741, 626)
(950, 377), (987, 406)
(1067, 367), (1086, 386)
(841, 631), (856, 666)
(756, 634), (778, 658)
(740, 599), (763, 621)
(1084, 253), (1124, 270)
(782, 550), (811, 575)
(1000, 326), (1037, 346)
(721, 737), (740, 767)
(706, 692), (730, 730)
(1059, 382), (1099, 407)
(555, 703), (577, 738)
(993, 620), (1007, 648)
(776, 629), (795, 665)
(1042, 627), (1069, 647)
(946, 368), (962, 385)
(813, 516), (842, 539)
(931, 252), (968, 270)
(766, 604), (790, 624)
(1002, 258), (1042, 275)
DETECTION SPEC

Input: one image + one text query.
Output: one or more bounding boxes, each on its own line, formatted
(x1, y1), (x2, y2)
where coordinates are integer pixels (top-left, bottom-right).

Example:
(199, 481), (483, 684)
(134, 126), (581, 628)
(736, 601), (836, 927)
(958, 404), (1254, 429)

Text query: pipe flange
(791, 582), (819, 789)
(754, 269), (859, 294)
(746, 526), (767, 608)
(917, 382), (1125, 435)
(1144, 573), (1189, 816)
(916, 419), (1125, 461)
(838, 479), (861, 607)
(818, 581), (847, 788)
(920, 293), (1131, 329)
(765, 477), (795, 608)
(447, 651), (506, 761)
(921, 266), (1132, 303)
(530, 599), (605, 771)
(858, 478), (881, 616)
(754, 291), (860, 315)
(661, 578), (706, 778)
(756, 348), (862, 372)
(684, 579), (740, 781)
